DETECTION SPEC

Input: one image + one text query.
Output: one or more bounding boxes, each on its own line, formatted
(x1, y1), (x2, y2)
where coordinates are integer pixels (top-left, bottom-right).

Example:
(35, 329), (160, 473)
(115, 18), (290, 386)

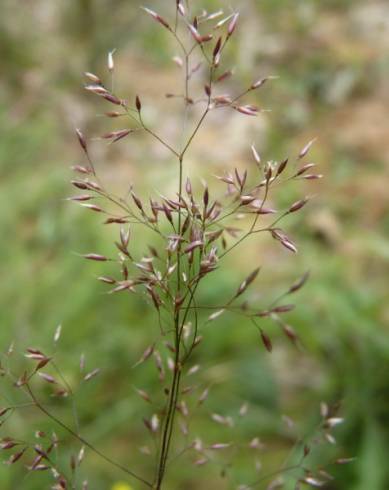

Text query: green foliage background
(0, 0), (388, 488)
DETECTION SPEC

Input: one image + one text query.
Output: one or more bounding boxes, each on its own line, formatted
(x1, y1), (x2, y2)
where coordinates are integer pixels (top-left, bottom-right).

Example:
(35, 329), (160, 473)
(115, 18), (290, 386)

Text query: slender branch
(180, 66), (214, 158)
(245, 462), (303, 489)
(52, 360), (80, 435)
(180, 107), (209, 158)
(138, 112), (180, 158)
(219, 179), (272, 260)
(25, 385), (153, 488)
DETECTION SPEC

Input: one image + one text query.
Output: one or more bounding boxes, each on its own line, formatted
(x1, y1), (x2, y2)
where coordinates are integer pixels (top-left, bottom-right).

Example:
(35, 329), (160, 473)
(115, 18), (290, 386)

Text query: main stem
(154, 34), (213, 489)
(155, 156), (184, 489)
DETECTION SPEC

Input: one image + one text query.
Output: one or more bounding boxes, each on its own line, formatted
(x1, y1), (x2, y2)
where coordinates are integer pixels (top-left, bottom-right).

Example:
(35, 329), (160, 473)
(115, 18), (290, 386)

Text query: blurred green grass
(1, 0), (389, 488)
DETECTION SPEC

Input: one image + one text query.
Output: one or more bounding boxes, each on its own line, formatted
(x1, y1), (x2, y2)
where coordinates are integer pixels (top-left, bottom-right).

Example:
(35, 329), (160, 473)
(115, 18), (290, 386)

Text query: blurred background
(1, 0), (388, 489)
